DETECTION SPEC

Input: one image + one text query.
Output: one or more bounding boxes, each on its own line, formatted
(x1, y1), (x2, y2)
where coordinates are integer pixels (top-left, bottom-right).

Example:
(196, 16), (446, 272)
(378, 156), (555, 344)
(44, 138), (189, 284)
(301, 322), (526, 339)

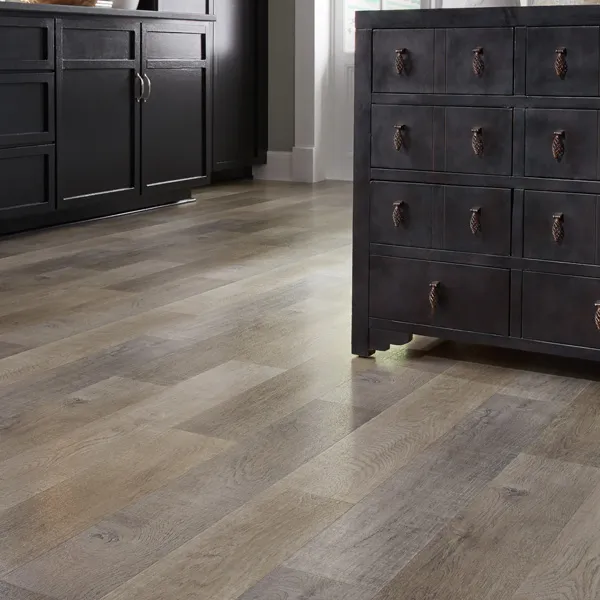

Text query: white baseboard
(253, 151), (293, 181)
(292, 145), (327, 183)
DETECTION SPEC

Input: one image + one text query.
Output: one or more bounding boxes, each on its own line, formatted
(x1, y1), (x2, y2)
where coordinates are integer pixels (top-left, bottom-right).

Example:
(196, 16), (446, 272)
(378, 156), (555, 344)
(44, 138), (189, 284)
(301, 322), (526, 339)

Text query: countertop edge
(0, 2), (216, 21)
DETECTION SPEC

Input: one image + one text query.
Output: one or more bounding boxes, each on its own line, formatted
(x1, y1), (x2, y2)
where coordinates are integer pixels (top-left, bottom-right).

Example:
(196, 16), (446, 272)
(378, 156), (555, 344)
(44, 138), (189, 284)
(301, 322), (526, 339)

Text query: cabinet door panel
(142, 22), (209, 191)
(57, 20), (140, 207)
(0, 17), (54, 71)
(213, 0), (257, 171)
(0, 145), (54, 220)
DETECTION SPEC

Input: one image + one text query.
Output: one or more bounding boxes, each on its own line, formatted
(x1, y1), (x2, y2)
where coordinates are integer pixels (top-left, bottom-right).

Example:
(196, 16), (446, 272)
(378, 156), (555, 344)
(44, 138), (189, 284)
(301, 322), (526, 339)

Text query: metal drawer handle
(555, 47), (568, 80)
(595, 302), (600, 331)
(470, 207), (482, 235)
(143, 74), (152, 102)
(472, 127), (484, 157)
(135, 72), (144, 103)
(392, 201), (406, 227)
(429, 281), (441, 313)
(393, 124), (406, 152)
(395, 48), (409, 75)
(472, 47), (484, 77)
(552, 212), (564, 244)
(552, 130), (565, 162)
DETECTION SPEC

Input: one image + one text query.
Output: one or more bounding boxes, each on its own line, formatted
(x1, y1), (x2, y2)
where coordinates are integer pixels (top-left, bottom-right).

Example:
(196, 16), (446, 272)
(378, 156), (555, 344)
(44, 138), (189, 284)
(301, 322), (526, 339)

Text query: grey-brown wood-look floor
(1, 181), (600, 600)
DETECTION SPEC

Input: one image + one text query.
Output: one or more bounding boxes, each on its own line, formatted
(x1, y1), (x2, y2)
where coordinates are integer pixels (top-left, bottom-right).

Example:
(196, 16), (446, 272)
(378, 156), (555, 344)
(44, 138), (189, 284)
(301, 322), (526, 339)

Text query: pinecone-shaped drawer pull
(470, 207), (482, 235)
(429, 281), (441, 313)
(392, 201), (406, 227)
(393, 124), (406, 152)
(472, 127), (484, 157)
(395, 48), (409, 75)
(552, 130), (565, 162)
(472, 47), (484, 77)
(555, 47), (568, 79)
(595, 302), (600, 331)
(552, 213), (564, 244)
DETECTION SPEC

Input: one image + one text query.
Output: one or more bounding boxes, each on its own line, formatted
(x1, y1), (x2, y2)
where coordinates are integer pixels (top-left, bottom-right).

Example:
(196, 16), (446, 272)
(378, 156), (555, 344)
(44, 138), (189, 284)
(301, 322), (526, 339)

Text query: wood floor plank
(0, 308), (198, 386)
(372, 453), (600, 600)
(281, 374), (500, 504)
(527, 381), (600, 467)
(99, 486), (352, 600)
(0, 581), (55, 600)
(0, 428), (232, 575)
(3, 400), (375, 600)
(499, 371), (590, 403)
(236, 566), (377, 600)
(511, 481), (600, 600)
(176, 351), (368, 440)
(286, 394), (563, 588)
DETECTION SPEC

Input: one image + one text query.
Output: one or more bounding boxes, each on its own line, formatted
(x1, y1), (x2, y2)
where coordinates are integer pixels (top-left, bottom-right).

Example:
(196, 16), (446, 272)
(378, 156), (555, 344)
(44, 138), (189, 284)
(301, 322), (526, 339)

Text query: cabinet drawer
(523, 271), (600, 349)
(0, 18), (54, 71)
(525, 109), (598, 180)
(370, 181), (433, 248)
(526, 27), (599, 97)
(369, 256), (510, 335)
(445, 28), (514, 95)
(371, 105), (434, 171)
(0, 145), (54, 220)
(443, 186), (512, 256)
(524, 191), (598, 264)
(372, 29), (434, 93)
(0, 74), (54, 148)
(445, 107), (512, 176)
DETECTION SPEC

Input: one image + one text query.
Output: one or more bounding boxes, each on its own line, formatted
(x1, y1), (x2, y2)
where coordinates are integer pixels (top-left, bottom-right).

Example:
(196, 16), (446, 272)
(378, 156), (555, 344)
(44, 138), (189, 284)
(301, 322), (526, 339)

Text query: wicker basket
(24, 0), (98, 5)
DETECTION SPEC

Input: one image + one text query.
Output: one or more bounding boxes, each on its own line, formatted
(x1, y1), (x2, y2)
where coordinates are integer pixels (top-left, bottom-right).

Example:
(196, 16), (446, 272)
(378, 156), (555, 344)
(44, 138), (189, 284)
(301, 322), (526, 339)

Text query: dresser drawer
(370, 181), (433, 248)
(445, 107), (512, 176)
(524, 191), (598, 264)
(526, 27), (599, 97)
(445, 28), (514, 95)
(369, 256), (510, 335)
(372, 29), (434, 93)
(523, 271), (600, 349)
(371, 105), (434, 171)
(442, 186), (512, 256)
(525, 109), (598, 180)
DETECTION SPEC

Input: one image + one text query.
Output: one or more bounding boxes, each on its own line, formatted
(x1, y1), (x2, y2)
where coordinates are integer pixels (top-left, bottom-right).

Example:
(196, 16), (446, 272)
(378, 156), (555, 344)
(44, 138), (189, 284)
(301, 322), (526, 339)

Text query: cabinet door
(57, 20), (141, 208)
(141, 21), (209, 192)
(213, 0), (258, 171)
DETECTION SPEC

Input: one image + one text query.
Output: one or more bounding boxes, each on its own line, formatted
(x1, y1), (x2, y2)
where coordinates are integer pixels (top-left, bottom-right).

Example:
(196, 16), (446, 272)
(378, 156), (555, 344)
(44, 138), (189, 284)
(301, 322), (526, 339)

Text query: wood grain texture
(99, 487), (352, 600)
(511, 481), (600, 600)
(372, 454), (600, 600)
(287, 394), (563, 588)
(527, 381), (600, 467)
(0, 582), (55, 600)
(281, 374), (499, 504)
(237, 566), (377, 600)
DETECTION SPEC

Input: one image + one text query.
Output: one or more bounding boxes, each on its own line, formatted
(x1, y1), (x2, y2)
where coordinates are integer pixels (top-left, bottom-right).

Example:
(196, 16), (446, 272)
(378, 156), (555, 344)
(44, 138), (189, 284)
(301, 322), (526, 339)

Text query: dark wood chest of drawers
(353, 5), (600, 361)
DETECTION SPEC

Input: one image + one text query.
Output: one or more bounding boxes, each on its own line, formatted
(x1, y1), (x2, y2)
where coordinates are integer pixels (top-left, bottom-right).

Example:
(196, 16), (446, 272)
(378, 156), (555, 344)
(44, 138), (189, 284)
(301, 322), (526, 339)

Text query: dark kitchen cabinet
(57, 19), (141, 207)
(141, 21), (209, 191)
(151, 0), (268, 173)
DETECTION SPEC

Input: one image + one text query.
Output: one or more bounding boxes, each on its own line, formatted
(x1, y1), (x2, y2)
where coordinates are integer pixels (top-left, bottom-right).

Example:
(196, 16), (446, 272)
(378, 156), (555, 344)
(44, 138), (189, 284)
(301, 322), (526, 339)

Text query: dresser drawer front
(371, 105), (434, 171)
(445, 107), (512, 176)
(445, 28), (514, 95)
(525, 109), (598, 180)
(372, 29), (434, 94)
(526, 27), (599, 97)
(369, 256), (510, 335)
(524, 191), (598, 264)
(370, 181), (433, 248)
(523, 272), (600, 348)
(0, 18), (54, 71)
(443, 186), (512, 256)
